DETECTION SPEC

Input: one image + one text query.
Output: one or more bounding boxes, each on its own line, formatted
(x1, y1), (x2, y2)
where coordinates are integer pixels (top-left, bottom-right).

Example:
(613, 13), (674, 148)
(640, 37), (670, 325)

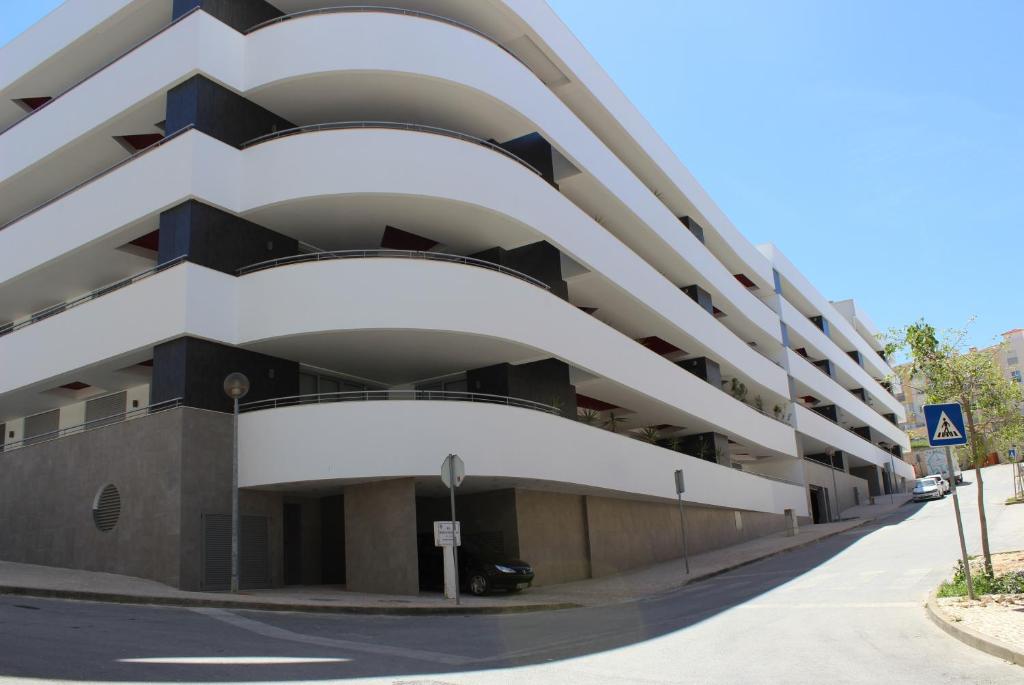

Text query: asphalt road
(1, 463), (1021, 684)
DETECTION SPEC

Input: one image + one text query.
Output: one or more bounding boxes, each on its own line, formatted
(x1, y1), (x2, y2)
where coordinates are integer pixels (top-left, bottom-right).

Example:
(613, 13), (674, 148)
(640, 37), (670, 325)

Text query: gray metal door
(202, 513), (271, 590)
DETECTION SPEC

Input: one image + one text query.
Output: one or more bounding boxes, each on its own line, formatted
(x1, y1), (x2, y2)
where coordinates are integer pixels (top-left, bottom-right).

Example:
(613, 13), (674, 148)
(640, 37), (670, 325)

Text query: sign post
(441, 454), (465, 604)
(674, 469), (690, 575)
(924, 403), (974, 600)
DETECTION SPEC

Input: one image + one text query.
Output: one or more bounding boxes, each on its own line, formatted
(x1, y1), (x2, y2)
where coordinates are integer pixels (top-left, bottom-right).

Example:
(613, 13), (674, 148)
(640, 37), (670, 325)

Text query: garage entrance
(280, 494), (346, 586)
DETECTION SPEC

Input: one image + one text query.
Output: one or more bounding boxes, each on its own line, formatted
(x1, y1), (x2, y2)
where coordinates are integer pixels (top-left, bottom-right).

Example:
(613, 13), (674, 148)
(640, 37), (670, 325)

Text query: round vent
(92, 484), (121, 532)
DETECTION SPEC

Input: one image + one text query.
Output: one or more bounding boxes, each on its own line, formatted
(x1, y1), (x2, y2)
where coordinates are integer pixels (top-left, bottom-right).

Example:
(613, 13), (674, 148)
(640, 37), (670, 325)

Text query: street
(1, 463), (1021, 684)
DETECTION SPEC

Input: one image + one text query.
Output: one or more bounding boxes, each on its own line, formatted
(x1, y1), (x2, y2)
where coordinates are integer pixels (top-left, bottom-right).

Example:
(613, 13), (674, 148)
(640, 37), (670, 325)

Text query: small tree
(635, 426), (661, 443)
(604, 412), (628, 433)
(887, 319), (1024, 574)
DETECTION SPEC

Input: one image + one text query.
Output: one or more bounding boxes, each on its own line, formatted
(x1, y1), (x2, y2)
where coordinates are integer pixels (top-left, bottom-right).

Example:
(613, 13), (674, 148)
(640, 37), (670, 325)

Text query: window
(1008, 356), (1019, 366)
(416, 376), (467, 399)
(1012, 370), (1022, 383)
(299, 370), (368, 402)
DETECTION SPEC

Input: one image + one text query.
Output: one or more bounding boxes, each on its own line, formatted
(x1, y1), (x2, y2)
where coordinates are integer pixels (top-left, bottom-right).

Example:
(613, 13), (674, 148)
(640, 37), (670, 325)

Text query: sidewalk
(0, 495), (912, 614)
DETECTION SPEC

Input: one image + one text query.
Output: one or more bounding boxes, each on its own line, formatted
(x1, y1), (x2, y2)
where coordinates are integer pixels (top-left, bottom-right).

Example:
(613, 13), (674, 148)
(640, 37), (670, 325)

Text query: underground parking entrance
(225, 476), (797, 598)
(267, 481), (541, 597)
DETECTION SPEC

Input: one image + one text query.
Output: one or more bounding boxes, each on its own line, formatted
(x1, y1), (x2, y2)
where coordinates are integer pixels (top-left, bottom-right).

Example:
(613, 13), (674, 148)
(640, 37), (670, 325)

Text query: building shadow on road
(0, 504), (928, 682)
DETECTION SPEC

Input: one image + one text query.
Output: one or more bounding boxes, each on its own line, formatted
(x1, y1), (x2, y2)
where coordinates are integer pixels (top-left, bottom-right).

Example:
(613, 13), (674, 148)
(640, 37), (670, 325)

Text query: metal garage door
(202, 513), (271, 590)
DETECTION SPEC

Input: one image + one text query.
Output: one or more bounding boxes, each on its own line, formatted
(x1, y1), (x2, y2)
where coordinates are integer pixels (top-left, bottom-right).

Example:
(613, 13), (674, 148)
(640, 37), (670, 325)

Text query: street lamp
(223, 372), (250, 593)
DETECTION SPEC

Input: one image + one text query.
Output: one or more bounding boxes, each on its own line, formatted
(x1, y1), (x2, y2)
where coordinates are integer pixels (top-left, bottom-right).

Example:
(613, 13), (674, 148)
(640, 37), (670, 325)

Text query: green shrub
(937, 559), (1024, 597)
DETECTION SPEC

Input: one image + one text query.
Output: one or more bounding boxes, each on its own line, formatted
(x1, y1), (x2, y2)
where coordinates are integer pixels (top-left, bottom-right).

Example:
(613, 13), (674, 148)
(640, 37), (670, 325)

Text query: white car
(913, 477), (944, 502)
(928, 474), (951, 494)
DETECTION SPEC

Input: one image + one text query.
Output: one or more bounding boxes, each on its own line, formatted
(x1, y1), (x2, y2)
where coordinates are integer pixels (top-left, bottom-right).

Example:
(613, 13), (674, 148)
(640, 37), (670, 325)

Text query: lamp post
(223, 372), (250, 593)
(826, 449), (840, 522)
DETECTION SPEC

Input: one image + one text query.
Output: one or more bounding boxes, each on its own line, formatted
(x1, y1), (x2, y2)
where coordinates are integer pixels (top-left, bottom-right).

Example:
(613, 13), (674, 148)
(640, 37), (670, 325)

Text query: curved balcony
(240, 389), (559, 415)
(237, 249), (549, 291)
(1, 256), (796, 460)
(237, 397), (808, 517)
(3, 127), (790, 407)
(246, 6), (524, 67)
(794, 405), (914, 480)
(2, 7), (782, 354)
(241, 121), (546, 181)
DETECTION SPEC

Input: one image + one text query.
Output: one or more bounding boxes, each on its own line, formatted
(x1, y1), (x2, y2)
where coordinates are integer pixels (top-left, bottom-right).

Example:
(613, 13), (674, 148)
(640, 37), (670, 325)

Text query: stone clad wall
(0, 409), (189, 586)
(514, 490), (591, 585)
(344, 478), (419, 595)
(514, 489), (787, 586)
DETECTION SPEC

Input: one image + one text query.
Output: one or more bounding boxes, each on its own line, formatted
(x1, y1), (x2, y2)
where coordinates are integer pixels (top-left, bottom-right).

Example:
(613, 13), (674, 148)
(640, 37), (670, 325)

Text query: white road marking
(191, 608), (473, 666)
(119, 656), (350, 664)
(737, 601), (918, 609)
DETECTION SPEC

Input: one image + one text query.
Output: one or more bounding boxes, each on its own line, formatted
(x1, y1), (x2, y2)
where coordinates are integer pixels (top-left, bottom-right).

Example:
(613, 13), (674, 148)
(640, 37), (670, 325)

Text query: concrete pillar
(784, 508), (798, 537)
(343, 479), (419, 595)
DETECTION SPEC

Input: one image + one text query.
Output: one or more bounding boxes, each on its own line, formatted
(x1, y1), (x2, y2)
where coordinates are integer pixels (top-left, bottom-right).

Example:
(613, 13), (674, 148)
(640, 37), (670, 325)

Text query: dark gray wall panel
(150, 337), (300, 413)
(173, 0), (283, 33)
(165, 75), (294, 148)
(158, 200), (298, 275)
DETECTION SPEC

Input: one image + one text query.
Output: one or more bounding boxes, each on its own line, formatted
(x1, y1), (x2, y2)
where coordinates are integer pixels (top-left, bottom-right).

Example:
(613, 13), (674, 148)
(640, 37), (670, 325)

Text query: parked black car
(417, 535), (534, 595)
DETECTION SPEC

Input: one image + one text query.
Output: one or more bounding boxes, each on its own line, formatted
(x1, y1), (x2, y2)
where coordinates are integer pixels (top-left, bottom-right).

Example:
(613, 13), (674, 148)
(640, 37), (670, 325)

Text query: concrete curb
(926, 591), (1024, 667)
(0, 585), (579, 616)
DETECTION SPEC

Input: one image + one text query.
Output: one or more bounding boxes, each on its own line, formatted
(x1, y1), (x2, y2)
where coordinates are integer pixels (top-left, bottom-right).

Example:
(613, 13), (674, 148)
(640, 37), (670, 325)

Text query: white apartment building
(0, 0), (911, 594)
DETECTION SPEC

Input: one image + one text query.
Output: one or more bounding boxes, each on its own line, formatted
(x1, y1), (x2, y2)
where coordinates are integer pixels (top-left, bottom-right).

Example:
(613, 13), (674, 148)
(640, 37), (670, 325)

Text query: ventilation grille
(202, 514), (271, 590)
(24, 409), (59, 446)
(86, 391), (127, 428)
(93, 484), (121, 532)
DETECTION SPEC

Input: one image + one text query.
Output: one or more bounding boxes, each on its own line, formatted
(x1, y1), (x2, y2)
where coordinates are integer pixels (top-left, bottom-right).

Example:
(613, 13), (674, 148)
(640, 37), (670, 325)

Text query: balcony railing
(0, 257), (188, 338)
(246, 6), (527, 69)
(2, 398), (183, 451)
(239, 121), (544, 180)
(240, 389), (561, 415)
(0, 124), (195, 231)
(237, 250), (550, 290)
(0, 7), (202, 138)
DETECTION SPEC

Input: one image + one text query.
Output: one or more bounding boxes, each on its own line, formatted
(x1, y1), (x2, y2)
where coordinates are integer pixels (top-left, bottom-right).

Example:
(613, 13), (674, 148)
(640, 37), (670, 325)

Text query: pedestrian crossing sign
(924, 403), (968, 447)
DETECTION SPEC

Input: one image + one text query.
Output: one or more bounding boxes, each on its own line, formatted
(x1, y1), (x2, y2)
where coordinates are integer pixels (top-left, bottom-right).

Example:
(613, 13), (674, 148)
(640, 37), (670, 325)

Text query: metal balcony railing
(239, 121), (544, 180)
(237, 250), (550, 290)
(245, 5), (527, 69)
(2, 398), (183, 452)
(0, 257), (188, 338)
(239, 389), (562, 415)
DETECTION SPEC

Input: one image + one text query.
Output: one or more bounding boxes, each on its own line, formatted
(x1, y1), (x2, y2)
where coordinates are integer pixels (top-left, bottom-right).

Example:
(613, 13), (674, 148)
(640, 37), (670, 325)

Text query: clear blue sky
(547, 0), (1023, 347)
(3, 1), (1020, 346)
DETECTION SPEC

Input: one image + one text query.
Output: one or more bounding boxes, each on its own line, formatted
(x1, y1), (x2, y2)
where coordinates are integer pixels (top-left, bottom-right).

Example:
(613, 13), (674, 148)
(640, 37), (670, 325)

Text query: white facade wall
(0, 0), (912, 520)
